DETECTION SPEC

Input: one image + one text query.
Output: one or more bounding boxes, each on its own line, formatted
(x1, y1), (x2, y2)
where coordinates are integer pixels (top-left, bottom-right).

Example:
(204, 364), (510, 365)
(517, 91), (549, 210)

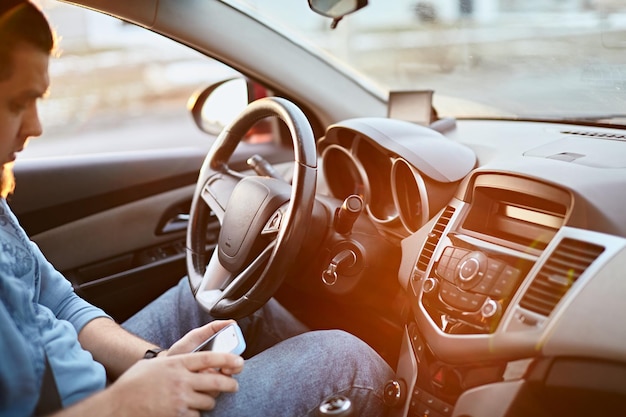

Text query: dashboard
(317, 117), (626, 417)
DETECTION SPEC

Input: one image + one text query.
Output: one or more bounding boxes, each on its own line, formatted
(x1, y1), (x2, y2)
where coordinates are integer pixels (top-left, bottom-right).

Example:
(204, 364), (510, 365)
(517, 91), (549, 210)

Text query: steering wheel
(186, 97), (317, 319)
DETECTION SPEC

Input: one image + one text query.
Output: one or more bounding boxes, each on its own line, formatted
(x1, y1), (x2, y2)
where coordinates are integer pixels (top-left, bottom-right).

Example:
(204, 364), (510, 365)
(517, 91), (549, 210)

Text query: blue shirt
(0, 199), (109, 416)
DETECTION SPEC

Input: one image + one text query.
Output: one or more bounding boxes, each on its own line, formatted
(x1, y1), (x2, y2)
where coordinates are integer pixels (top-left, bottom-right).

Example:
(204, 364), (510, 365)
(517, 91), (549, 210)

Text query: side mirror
(308, 0), (368, 28)
(188, 78), (251, 136)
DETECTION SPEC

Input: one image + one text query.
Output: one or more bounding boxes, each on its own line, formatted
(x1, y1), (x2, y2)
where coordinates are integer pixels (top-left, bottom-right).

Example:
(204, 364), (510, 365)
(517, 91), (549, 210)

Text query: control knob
(422, 277), (437, 294)
(455, 251), (488, 290)
(481, 298), (501, 319)
(383, 379), (407, 408)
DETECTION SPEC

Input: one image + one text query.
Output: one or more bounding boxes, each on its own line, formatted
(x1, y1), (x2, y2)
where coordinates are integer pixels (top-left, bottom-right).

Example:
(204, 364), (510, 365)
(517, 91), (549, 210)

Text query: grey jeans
(123, 277), (393, 417)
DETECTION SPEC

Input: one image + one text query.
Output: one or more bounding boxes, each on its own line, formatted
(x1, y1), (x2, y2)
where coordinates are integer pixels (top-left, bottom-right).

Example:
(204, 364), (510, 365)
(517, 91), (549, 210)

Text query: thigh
(207, 330), (393, 417)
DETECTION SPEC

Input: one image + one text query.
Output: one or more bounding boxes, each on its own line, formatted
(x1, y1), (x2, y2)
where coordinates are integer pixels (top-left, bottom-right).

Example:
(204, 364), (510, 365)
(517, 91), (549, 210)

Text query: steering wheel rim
(186, 97), (317, 319)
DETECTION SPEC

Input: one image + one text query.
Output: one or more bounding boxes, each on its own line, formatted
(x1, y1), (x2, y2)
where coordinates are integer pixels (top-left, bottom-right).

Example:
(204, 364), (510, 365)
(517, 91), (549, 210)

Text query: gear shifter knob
(318, 394), (353, 416)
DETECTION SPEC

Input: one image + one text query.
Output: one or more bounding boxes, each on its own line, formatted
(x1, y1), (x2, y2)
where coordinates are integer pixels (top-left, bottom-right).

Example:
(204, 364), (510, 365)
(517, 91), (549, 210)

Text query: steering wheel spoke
(220, 242), (274, 298)
(194, 250), (231, 312)
(195, 243), (273, 313)
(200, 172), (241, 222)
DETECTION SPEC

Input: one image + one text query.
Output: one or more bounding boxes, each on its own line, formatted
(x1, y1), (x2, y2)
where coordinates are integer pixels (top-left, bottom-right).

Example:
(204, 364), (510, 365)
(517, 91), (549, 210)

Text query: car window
(22, 2), (242, 159)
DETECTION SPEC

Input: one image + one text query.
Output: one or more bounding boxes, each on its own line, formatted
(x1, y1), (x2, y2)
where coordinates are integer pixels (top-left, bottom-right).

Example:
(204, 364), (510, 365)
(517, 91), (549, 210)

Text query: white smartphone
(192, 322), (246, 355)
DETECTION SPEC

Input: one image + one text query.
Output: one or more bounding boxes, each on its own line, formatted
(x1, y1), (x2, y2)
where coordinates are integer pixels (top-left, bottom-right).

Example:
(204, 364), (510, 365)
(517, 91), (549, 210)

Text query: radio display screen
(463, 186), (567, 250)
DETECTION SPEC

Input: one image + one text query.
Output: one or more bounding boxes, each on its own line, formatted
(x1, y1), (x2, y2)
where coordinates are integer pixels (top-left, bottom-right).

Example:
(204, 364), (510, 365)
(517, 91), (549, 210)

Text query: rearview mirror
(308, 0), (368, 28)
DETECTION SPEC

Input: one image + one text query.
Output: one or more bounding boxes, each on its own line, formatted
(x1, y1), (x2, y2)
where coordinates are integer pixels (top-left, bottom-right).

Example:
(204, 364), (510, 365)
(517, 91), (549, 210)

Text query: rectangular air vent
(417, 206), (455, 271)
(561, 130), (626, 142)
(519, 238), (605, 316)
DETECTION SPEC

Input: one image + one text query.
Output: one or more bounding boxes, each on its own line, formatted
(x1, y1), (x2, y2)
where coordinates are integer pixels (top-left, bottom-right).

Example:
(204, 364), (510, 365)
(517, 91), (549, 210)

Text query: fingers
(191, 370), (239, 394)
(219, 365), (240, 376)
(167, 354), (241, 410)
(186, 391), (218, 412)
(184, 351), (244, 374)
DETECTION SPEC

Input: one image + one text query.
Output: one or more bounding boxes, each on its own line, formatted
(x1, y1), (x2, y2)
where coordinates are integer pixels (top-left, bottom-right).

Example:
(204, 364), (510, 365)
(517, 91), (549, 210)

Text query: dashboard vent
(519, 238), (604, 316)
(417, 206), (455, 271)
(561, 130), (626, 142)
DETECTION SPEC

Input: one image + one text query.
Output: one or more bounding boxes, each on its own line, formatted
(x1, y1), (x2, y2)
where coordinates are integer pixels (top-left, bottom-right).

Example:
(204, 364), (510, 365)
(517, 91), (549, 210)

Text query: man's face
(0, 43), (49, 166)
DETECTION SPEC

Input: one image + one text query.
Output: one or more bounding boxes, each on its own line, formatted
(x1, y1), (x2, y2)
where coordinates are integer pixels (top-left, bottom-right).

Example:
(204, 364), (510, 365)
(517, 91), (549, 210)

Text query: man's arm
(77, 317), (163, 380)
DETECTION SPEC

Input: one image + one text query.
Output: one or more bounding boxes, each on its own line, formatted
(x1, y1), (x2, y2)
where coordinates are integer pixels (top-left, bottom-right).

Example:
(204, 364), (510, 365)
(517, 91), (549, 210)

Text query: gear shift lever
(318, 395), (353, 416)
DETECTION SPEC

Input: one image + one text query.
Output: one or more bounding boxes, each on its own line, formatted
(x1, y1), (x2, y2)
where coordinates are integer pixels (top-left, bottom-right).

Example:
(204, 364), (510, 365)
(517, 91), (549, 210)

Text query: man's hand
(50, 351), (244, 417)
(166, 320), (243, 377)
(109, 351), (243, 417)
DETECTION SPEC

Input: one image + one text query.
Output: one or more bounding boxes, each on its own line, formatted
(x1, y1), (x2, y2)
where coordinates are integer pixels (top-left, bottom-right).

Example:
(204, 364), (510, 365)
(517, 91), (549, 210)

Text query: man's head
(0, 0), (54, 197)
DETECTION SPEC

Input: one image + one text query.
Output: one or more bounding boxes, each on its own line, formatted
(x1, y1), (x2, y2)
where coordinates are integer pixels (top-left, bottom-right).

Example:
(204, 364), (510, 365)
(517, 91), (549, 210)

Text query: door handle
(158, 213), (190, 234)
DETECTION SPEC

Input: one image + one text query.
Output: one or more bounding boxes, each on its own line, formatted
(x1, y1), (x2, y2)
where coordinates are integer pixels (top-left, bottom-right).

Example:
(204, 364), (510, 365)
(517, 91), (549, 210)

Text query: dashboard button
(439, 281), (460, 304)
(436, 247), (458, 283)
(440, 281), (486, 311)
(451, 247), (468, 260)
(436, 260), (456, 283)
(414, 403), (444, 417)
(490, 265), (521, 298)
(474, 259), (502, 294)
(427, 395), (453, 416)
(487, 258), (504, 273)
(441, 246), (454, 263)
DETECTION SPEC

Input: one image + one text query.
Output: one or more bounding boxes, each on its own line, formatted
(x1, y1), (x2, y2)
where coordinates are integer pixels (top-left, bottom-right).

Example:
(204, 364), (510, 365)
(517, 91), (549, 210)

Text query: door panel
(12, 148), (206, 235)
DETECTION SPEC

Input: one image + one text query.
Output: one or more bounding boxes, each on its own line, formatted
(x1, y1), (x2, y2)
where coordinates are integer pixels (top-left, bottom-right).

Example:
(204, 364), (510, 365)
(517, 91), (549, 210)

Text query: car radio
(415, 173), (573, 334)
(420, 239), (533, 334)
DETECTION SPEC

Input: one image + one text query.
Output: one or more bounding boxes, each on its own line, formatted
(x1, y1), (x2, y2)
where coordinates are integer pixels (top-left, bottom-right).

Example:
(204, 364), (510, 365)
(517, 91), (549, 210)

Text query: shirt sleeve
(34, 241), (112, 332)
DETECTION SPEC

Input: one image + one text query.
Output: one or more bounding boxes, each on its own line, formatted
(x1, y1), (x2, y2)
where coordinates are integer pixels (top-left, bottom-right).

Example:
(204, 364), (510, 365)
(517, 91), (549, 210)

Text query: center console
(388, 172), (610, 417)
(415, 173), (572, 335)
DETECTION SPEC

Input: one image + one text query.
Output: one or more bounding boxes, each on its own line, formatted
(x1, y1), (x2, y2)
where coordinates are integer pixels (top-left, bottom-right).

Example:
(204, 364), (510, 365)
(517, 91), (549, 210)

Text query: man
(0, 1), (394, 416)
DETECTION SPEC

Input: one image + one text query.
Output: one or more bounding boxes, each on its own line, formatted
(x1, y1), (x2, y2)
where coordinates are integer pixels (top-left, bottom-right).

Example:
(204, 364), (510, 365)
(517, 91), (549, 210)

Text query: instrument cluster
(317, 117), (476, 237)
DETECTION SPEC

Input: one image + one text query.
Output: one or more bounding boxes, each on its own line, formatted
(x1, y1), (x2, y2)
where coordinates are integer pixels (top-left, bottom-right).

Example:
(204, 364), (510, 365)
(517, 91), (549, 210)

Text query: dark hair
(0, 0), (55, 81)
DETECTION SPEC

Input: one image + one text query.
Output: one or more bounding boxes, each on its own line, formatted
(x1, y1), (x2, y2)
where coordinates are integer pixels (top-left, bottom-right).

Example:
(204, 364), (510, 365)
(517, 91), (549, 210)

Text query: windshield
(244, 0), (626, 126)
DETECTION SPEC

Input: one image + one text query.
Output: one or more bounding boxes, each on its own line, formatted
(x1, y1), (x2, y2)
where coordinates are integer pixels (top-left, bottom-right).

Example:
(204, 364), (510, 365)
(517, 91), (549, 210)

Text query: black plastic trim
(17, 173), (198, 236)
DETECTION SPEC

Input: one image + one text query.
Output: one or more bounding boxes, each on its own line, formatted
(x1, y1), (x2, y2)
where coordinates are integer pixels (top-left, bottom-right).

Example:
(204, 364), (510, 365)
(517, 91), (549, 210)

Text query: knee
(314, 329), (371, 357)
(302, 329), (392, 375)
